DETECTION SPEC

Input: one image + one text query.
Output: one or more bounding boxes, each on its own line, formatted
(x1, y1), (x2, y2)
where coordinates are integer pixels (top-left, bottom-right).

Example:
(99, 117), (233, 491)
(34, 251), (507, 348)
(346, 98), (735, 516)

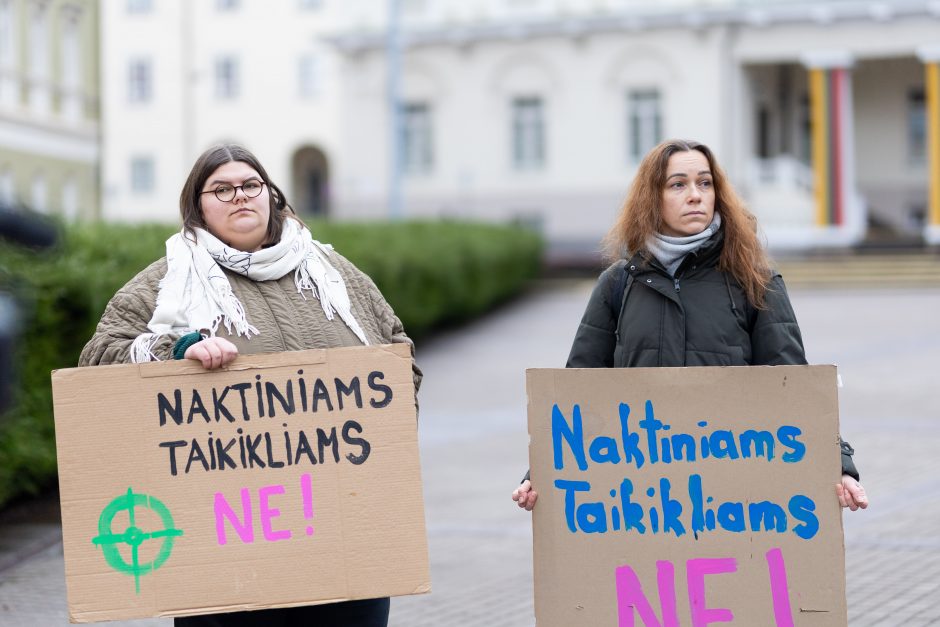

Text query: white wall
(735, 13), (940, 64)
(101, 1), (186, 220)
(101, 1), (345, 222)
(335, 26), (728, 242)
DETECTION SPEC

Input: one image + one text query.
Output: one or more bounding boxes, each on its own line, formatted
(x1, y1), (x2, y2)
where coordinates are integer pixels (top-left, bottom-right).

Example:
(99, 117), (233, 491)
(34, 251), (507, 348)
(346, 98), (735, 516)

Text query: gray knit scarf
(645, 212), (722, 277)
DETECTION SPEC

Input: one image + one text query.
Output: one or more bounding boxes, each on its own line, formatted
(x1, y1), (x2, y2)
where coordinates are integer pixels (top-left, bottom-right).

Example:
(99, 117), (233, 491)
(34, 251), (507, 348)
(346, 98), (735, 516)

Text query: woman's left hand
(512, 480), (538, 511)
(836, 474), (869, 511)
(184, 336), (239, 370)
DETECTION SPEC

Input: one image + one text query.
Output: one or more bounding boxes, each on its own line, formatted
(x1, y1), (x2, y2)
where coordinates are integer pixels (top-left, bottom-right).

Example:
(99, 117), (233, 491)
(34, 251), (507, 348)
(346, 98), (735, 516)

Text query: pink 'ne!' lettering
(214, 483), (294, 545)
(615, 561), (679, 627)
(259, 484), (292, 542)
(214, 489), (254, 545)
(687, 557), (736, 626)
(766, 548), (795, 627)
(616, 550), (794, 625)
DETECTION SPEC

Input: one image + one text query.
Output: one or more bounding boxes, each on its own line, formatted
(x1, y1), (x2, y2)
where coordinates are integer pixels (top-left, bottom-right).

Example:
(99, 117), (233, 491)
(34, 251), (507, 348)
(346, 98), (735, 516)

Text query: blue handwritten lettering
(618, 403), (646, 469)
(708, 430), (740, 460)
(552, 404), (587, 471)
(717, 502), (746, 532)
(777, 426), (806, 462)
(739, 429), (775, 460)
(788, 495), (818, 539)
(748, 501), (787, 533)
(659, 478), (685, 537)
(555, 479), (591, 532)
(578, 502), (608, 533)
(620, 478), (646, 533)
(639, 401), (665, 464)
(589, 436), (622, 465)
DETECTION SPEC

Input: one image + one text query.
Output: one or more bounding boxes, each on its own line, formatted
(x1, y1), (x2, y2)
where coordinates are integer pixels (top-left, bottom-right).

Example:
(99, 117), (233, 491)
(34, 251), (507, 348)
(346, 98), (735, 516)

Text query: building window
(0, 168), (13, 205)
(217, 0), (240, 10)
(512, 97), (545, 170)
(62, 176), (78, 220)
(130, 157), (154, 193)
(908, 88), (926, 163)
(627, 89), (662, 163)
(31, 173), (47, 213)
(0, 0), (17, 108)
(28, 1), (50, 114)
(0, 1), (13, 61)
(756, 104), (771, 159)
(402, 0), (427, 15)
(298, 54), (319, 99)
(128, 59), (152, 103)
(127, 0), (152, 14)
(215, 56), (239, 100)
(60, 10), (82, 121)
(401, 102), (433, 174)
(798, 94), (811, 165)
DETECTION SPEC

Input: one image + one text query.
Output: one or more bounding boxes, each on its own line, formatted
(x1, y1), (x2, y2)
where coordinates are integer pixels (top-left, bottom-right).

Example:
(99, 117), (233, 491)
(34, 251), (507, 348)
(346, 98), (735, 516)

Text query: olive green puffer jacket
(566, 232), (858, 479)
(79, 251), (422, 394)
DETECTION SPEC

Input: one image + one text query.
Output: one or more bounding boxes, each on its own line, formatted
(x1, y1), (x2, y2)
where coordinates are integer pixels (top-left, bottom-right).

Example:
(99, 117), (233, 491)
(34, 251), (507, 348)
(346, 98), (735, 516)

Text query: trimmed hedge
(0, 219), (542, 507)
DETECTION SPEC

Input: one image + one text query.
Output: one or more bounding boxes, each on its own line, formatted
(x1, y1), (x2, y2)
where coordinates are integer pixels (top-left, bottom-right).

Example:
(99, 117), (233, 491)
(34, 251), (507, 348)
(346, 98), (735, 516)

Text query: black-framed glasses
(201, 180), (266, 203)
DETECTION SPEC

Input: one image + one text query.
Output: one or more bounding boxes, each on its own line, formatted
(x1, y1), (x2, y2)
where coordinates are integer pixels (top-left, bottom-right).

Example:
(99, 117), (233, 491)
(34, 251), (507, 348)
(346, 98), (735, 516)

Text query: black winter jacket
(565, 233), (859, 479)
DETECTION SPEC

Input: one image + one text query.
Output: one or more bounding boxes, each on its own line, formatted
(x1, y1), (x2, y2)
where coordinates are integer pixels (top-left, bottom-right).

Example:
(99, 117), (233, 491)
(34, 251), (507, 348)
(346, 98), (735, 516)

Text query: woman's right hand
(512, 480), (539, 511)
(184, 336), (239, 370)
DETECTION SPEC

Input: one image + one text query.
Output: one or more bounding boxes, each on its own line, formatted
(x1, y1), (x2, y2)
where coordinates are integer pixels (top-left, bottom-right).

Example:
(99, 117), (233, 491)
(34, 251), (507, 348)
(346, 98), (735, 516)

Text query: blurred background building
(329, 0), (940, 252)
(41, 0), (940, 252)
(0, 0), (99, 220)
(100, 0), (343, 223)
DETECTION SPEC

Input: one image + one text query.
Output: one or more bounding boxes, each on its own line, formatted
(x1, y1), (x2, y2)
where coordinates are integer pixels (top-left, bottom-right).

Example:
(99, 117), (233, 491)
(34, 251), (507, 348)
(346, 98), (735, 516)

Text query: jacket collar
(629, 228), (725, 276)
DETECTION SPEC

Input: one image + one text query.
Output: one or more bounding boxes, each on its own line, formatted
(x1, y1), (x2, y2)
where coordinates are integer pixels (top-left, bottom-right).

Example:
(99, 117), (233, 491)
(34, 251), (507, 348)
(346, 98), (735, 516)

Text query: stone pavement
(0, 280), (938, 626)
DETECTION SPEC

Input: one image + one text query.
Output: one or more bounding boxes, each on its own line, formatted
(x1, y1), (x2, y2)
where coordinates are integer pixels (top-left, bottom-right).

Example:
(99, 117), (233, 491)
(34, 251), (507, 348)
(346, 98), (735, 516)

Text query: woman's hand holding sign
(512, 480), (538, 511)
(184, 336), (238, 370)
(837, 475), (868, 511)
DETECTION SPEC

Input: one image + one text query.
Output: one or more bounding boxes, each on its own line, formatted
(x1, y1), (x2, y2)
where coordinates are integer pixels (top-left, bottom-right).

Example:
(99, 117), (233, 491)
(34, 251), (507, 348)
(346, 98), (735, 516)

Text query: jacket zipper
(674, 277), (681, 292)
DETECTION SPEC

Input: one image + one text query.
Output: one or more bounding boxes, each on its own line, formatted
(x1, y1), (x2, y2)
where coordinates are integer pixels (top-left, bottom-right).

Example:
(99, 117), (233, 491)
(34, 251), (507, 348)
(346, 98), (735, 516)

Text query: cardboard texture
(527, 365), (847, 626)
(51, 344), (429, 623)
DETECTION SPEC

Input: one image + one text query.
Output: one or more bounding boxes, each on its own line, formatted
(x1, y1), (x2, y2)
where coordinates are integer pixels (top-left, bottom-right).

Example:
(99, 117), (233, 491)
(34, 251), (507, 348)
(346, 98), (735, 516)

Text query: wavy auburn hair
(604, 139), (773, 308)
(179, 144), (297, 247)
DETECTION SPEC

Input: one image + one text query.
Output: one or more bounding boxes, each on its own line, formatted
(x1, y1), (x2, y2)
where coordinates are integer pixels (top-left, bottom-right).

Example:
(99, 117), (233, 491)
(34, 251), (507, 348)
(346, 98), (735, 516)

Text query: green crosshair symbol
(91, 487), (184, 594)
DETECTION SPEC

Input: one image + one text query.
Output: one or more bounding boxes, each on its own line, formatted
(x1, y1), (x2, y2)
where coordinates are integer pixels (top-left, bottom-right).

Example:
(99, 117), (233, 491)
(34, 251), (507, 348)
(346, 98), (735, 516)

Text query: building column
(801, 52), (863, 246)
(917, 46), (940, 245)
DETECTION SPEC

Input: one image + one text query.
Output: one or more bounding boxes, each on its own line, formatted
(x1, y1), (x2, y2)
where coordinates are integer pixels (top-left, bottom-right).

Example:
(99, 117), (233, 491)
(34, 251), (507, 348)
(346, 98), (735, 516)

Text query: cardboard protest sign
(527, 365), (846, 626)
(52, 344), (428, 623)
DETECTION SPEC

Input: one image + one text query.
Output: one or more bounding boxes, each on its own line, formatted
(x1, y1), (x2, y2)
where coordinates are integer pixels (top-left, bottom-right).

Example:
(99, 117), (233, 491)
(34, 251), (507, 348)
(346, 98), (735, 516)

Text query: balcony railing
(749, 155), (814, 193)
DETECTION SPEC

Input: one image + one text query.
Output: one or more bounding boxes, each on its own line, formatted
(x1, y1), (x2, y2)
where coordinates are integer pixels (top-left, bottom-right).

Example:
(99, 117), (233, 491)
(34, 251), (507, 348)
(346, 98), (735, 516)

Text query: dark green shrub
(0, 219), (541, 507)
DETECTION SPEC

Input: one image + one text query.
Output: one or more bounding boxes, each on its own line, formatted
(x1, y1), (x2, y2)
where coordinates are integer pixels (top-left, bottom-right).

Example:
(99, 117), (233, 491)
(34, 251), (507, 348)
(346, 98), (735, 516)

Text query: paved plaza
(0, 279), (938, 626)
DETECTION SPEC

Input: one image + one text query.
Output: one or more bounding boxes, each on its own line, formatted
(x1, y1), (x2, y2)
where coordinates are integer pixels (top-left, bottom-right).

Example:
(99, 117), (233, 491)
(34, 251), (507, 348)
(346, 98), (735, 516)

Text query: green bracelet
(173, 332), (204, 360)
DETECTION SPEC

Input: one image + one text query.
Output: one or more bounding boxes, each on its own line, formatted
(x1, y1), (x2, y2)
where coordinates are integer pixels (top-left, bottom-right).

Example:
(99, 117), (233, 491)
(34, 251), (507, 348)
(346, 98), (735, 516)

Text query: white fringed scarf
(130, 219), (368, 362)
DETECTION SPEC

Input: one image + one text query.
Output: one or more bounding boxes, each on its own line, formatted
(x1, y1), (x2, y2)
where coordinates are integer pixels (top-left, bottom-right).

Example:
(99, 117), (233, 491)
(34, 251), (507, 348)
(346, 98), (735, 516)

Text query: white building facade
(100, 0), (940, 250)
(0, 0), (99, 220)
(100, 0), (344, 221)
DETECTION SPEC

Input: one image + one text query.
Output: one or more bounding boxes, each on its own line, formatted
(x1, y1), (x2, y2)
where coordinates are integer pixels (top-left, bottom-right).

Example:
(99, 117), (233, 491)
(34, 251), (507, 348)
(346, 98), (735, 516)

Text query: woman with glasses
(80, 144), (420, 627)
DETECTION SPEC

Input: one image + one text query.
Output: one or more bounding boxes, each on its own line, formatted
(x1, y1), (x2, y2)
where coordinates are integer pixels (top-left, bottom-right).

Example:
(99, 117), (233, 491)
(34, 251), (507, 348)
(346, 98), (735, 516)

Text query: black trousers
(173, 597), (390, 627)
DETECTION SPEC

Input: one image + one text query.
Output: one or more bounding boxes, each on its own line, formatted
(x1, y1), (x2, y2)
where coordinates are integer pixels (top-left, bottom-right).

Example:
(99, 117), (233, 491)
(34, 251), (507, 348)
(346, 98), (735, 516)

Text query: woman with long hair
(512, 138), (866, 511)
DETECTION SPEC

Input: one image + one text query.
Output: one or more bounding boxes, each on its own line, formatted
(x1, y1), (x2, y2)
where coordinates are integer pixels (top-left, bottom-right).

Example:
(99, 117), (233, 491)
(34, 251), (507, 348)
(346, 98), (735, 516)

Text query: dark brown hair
(604, 139), (773, 307)
(179, 144), (296, 247)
